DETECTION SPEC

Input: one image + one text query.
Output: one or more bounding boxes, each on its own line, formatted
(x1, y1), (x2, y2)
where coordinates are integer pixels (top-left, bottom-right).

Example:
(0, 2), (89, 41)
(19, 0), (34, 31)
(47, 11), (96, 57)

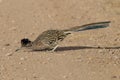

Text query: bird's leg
(51, 45), (59, 52)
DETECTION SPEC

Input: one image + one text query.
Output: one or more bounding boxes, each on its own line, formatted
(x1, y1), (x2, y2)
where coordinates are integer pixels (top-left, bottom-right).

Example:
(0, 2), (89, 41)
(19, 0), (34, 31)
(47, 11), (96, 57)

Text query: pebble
(98, 50), (103, 53)
(11, 20), (15, 23)
(33, 76), (37, 79)
(114, 38), (119, 41)
(5, 52), (13, 56)
(23, 68), (27, 71)
(88, 57), (93, 61)
(19, 62), (22, 65)
(4, 43), (10, 46)
(112, 76), (117, 78)
(117, 33), (120, 35)
(30, 32), (35, 36)
(63, 75), (68, 79)
(20, 57), (25, 61)
(109, 51), (115, 54)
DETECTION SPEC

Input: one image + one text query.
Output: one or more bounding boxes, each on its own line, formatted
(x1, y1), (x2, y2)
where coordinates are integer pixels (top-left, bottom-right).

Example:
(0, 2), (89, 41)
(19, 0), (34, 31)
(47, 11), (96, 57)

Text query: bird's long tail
(64, 21), (111, 33)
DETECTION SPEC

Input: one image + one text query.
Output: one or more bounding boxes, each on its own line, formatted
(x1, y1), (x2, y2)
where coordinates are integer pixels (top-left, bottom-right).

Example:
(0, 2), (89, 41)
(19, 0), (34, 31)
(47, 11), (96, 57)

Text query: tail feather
(64, 21), (111, 32)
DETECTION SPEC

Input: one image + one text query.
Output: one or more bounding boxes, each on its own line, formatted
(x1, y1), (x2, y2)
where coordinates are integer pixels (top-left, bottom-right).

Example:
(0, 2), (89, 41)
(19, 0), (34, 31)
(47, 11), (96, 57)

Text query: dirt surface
(0, 0), (120, 80)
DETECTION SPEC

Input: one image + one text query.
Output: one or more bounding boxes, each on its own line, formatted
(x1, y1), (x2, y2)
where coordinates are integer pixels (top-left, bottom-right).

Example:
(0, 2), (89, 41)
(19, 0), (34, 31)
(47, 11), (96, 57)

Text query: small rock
(63, 75), (68, 79)
(24, 68), (27, 71)
(6, 52), (13, 56)
(20, 57), (25, 60)
(4, 43), (10, 46)
(30, 32), (35, 36)
(11, 20), (15, 23)
(114, 38), (119, 41)
(117, 33), (120, 35)
(112, 76), (117, 78)
(110, 51), (115, 54)
(19, 62), (22, 64)
(33, 76), (37, 79)
(98, 50), (103, 53)
(88, 57), (93, 61)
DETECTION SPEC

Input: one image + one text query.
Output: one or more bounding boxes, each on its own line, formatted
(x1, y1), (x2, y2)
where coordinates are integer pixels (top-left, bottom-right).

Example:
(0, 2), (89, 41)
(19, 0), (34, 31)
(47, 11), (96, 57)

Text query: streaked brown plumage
(16, 21), (111, 52)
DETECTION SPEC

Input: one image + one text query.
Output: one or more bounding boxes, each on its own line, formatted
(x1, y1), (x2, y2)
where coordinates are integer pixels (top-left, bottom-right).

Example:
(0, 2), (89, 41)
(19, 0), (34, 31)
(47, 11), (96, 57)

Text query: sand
(0, 0), (120, 80)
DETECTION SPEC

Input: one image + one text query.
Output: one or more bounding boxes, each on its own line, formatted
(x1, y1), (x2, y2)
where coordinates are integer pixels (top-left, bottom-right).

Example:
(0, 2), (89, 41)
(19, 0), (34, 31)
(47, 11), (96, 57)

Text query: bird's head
(21, 38), (32, 47)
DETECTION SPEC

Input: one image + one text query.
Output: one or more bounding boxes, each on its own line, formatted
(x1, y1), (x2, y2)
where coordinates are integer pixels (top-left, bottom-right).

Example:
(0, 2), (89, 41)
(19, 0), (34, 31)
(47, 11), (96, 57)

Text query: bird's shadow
(55, 46), (120, 52)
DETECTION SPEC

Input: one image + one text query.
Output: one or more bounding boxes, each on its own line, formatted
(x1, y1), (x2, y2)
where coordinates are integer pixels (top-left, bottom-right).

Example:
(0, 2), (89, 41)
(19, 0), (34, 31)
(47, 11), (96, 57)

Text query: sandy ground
(0, 0), (120, 80)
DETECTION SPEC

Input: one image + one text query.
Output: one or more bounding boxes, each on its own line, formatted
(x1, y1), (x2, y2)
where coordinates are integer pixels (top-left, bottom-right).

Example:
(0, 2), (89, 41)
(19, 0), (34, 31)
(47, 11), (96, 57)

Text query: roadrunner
(16, 21), (111, 52)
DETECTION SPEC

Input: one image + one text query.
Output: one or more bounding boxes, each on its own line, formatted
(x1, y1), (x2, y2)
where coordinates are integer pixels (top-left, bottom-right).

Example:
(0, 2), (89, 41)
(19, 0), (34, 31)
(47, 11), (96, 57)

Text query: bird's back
(32, 30), (70, 50)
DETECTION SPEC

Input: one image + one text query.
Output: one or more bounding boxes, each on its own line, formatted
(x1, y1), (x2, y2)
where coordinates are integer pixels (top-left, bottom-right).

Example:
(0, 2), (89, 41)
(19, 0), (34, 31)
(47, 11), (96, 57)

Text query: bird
(15, 21), (111, 52)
